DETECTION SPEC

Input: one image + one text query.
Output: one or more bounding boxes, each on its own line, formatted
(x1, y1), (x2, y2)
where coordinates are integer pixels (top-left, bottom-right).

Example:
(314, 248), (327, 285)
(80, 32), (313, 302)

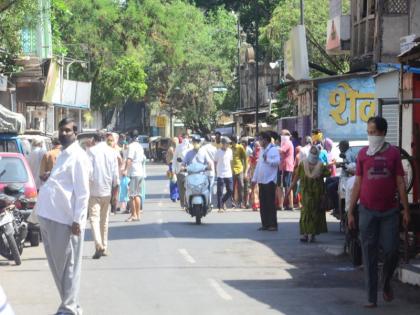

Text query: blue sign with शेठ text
(317, 76), (377, 140)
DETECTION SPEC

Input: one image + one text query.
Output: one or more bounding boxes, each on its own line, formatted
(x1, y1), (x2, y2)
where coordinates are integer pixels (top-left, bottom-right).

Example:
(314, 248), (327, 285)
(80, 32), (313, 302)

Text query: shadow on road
(91, 220), (420, 313)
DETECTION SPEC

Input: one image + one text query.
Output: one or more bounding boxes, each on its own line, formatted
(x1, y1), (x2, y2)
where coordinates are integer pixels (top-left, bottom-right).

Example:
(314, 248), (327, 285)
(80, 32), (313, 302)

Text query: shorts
(277, 170), (292, 188)
(129, 176), (143, 197)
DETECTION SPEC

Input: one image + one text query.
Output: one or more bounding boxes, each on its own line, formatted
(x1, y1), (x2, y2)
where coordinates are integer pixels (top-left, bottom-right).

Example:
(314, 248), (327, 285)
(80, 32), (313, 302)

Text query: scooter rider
(181, 136), (213, 207)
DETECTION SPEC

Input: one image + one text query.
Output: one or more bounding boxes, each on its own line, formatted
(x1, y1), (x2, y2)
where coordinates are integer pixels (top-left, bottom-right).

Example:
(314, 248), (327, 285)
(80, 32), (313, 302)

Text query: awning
(232, 107), (270, 116)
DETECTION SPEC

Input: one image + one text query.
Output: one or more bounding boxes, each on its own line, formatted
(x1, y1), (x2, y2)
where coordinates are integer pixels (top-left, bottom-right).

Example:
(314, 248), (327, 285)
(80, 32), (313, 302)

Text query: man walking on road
(252, 132), (280, 231)
(124, 130), (146, 222)
(34, 118), (91, 315)
(215, 137), (233, 212)
(231, 136), (247, 208)
(88, 132), (120, 259)
(348, 116), (410, 308)
(172, 133), (192, 209)
(27, 138), (46, 190)
(278, 129), (294, 210)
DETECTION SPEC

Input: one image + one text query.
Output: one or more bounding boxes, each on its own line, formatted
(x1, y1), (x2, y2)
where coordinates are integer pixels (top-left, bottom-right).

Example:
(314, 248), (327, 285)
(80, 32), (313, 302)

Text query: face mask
(367, 135), (385, 156)
(308, 153), (318, 164)
(281, 135), (290, 143)
(182, 139), (189, 145)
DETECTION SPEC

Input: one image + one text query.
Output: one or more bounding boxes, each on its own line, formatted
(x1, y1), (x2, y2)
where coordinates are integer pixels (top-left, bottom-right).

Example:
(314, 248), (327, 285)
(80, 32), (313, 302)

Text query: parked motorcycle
(185, 162), (211, 224)
(0, 191), (27, 265)
(4, 184), (40, 247)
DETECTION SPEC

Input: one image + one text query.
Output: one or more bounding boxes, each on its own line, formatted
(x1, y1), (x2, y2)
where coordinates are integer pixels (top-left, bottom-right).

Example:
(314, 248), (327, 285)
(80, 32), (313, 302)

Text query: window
(384, 0), (409, 14)
(0, 157), (29, 183)
(6, 141), (18, 153)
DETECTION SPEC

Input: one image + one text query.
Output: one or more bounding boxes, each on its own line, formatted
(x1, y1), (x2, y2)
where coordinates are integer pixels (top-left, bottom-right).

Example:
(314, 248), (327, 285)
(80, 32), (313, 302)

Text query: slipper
(383, 288), (394, 302)
(125, 217), (136, 222)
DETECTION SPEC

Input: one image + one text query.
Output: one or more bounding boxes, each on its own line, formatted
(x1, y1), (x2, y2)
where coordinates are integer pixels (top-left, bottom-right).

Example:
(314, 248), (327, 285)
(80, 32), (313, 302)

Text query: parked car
(0, 133), (30, 155)
(137, 135), (150, 158)
(0, 153), (39, 246)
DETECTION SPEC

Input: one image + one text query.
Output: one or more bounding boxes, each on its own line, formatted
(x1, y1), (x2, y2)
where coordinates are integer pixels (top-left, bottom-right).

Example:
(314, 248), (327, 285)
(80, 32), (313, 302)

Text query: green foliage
(0, 0), (37, 73)
(100, 56), (147, 107)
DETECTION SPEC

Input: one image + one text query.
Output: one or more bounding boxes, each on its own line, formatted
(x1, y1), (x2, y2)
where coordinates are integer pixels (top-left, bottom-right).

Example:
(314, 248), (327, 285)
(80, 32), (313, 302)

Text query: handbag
(320, 184), (334, 212)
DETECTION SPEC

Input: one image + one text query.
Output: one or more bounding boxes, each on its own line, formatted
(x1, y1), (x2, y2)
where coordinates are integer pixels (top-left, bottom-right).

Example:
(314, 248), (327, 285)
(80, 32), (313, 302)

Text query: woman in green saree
(288, 145), (331, 242)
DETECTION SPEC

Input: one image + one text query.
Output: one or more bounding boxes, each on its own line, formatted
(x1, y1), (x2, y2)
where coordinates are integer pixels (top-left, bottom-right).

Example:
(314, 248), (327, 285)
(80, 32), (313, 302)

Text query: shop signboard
(317, 76), (376, 140)
(156, 116), (166, 128)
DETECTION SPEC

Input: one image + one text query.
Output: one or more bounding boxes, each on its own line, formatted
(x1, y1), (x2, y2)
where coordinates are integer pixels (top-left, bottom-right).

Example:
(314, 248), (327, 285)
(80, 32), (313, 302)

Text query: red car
(0, 152), (37, 200)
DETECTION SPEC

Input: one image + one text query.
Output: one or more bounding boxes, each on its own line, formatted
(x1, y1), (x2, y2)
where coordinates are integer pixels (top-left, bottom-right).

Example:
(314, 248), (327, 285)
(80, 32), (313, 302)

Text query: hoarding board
(284, 25), (309, 81)
(317, 76), (376, 140)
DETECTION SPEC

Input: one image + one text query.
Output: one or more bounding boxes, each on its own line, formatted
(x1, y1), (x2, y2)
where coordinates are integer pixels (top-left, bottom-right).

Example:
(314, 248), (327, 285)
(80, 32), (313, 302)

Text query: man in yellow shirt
(230, 136), (247, 208)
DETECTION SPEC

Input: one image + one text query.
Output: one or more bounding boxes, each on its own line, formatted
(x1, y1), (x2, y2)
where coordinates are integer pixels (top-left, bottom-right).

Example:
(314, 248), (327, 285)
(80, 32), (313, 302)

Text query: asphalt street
(1, 163), (419, 315)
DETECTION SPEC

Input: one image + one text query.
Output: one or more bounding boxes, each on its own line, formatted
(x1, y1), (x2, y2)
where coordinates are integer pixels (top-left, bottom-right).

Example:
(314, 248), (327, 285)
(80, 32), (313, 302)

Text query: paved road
(1, 163), (419, 315)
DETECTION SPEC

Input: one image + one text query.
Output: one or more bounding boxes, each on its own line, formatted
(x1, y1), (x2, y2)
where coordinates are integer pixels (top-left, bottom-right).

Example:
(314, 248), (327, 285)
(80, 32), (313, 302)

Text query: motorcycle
(5, 184), (40, 247)
(185, 162), (211, 224)
(0, 190), (28, 265)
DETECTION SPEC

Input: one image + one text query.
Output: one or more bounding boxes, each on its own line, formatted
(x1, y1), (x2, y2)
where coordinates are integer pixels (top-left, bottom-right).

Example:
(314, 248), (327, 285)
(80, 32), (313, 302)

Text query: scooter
(185, 162), (211, 224)
(0, 192), (27, 266)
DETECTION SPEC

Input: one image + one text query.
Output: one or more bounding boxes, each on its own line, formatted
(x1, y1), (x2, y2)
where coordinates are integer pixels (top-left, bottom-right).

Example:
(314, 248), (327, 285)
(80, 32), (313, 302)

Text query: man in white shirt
(27, 138), (46, 190)
(172, 133), (192, 208)
(214, 137), (233, 212)
(199, 135), (218, 205)
(124, 129), (146, 222)
(88, 132), (120, 259)
(35, 117), (91, 315)
(252, 132), (281, 231)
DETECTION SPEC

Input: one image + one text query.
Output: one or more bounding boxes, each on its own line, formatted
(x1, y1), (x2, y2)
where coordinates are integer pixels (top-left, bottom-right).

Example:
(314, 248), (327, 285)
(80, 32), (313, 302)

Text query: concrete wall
(381, 16), (409, 62)
(375, 71), (400, 145)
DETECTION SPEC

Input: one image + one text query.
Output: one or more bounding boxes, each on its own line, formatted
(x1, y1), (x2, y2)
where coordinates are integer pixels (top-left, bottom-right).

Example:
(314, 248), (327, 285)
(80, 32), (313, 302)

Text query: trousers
(177, 173), (186, 208)
(233, 173), (244, 204)
(88, 196), (111, 251)
(359, 205), (399, 304)
(259, 182), (277, 228)
(217, 177), (233, 209)
(39, 216), (84, 315)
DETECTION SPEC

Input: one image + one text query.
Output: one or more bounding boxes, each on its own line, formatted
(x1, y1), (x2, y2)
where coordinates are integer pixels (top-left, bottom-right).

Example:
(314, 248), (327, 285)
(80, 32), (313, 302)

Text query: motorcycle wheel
(5, 233), (21, 266)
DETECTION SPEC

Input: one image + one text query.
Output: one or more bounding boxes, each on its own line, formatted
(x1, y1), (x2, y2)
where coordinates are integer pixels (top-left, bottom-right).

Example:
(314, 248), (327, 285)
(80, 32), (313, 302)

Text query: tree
(99, 56), (147, 108)
(0, 0), (37, 74)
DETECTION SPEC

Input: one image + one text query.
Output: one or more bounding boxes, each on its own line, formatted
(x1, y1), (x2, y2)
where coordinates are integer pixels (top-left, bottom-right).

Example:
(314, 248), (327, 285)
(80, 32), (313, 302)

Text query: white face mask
(367, 135), (385, 156)
(182, 139), (190, 145)
(307, 153), (318, 164)
(281, 135), (290, 143)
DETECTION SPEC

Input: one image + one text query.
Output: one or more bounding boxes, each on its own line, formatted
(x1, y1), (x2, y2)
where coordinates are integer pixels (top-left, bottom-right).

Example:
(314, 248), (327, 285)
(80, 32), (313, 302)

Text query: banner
(317, 76), (377, 140)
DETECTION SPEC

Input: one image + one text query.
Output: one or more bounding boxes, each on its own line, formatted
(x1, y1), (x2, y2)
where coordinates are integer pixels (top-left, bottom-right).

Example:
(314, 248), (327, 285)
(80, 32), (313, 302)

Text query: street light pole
(255, 1), (260, 135)
(237, 13), (242, 110)
(300, 0), (304, 25)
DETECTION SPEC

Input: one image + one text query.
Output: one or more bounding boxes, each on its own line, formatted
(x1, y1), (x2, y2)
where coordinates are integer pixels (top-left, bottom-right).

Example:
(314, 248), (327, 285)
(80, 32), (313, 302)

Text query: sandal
(300, 235), (308, 242)
(125, 217), (137, 222)
(383, 287), (394, 302)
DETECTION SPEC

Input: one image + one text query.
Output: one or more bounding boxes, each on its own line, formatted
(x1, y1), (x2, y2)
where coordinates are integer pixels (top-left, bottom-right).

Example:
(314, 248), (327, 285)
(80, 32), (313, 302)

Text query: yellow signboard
(156, 116), (166, 128)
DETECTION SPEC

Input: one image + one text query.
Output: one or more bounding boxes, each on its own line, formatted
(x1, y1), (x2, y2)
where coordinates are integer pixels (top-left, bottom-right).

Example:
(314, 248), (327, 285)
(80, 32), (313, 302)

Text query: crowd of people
(165, 127), (348, 241)
(24, 116), (410, 312)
